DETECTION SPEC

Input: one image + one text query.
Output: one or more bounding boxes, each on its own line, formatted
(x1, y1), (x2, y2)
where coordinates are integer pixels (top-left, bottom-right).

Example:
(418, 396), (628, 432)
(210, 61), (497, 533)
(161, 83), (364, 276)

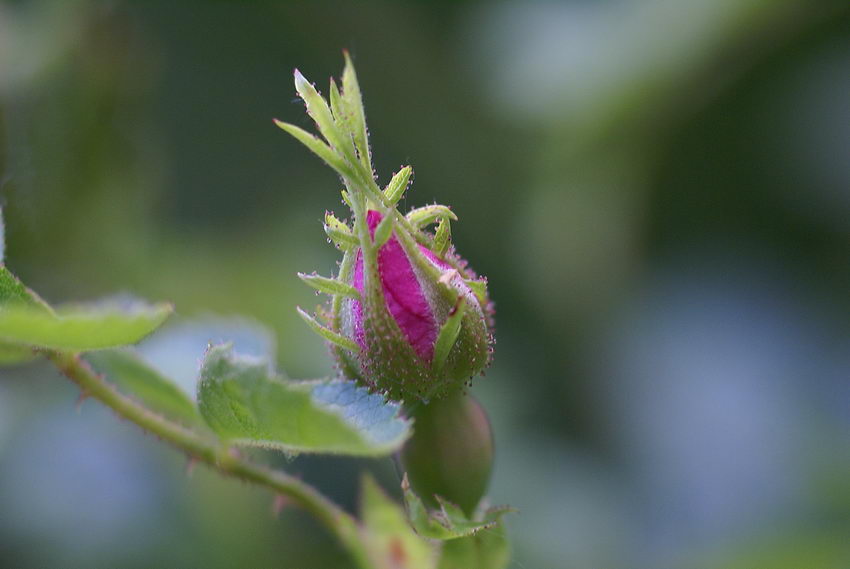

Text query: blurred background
(1, 1), (850, 567)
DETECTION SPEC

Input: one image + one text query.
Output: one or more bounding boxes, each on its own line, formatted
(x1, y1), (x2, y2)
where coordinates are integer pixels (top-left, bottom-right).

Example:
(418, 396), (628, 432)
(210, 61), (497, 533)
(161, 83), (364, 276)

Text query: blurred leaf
(696, 528), (850, 569)
(0, 298), (172, 351)
(197, 344), (410, 456)
(437, 524), (510, 569)
(0, 343), (36, 365)
(360, 475), (437, 569)
(87, 349), (201, 427)
(0, 266), (52, 363)
(0, 207), (5, 265)
(402, 474), (513, 541)
(0, 266), (51, 310)
(136, 316), (277, 398)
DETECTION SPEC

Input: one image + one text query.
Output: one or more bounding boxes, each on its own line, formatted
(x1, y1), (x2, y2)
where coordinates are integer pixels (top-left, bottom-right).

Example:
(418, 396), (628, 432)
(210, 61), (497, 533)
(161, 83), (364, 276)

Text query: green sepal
(383, 166), (412, 205)
(437, 523), (511, 569)
(293, 69), (355, 162)
(273, 120), (355, 181)
(298, 272), (360, 299)
(431, 296), (466, 373)
(341, 51), (372, 173)
(328, 77), (345, 127)
(297, 306), (359, 353)
(433, 217), (451, 258)
(324, 212), (358, 250)
(463, 279), (489, 308)
(406, 205), (458, 228)
(359, 475), (437, 569)
(372, 211), (394, 248)
(391, 229), (491, 398)
(402, 474), (514, 541)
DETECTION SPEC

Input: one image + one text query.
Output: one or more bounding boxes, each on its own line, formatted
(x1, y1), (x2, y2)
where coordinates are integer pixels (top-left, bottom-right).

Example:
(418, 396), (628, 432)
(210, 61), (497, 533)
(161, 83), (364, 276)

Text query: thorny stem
(45, 350), (372, 569)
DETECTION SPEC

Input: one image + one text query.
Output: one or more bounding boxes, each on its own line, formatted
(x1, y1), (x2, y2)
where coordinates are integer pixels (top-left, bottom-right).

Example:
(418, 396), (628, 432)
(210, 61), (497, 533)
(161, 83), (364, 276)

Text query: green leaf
(406, 205), (458, 229)
(298, 272), (360, 299)
(297, 307), (359, 353)
(87, 349), (202, 427)
(0, 300), (172, 351)
(135, 316), (277, 397)
(0, 266), (52, 363)
(0, 266), (51, 311)
(383, 166), (412, 206)
(360, 475), (437, 569)
(402, 474), (514, 541)
(197, 344), (411, 456)
(437, 524), (511, 569)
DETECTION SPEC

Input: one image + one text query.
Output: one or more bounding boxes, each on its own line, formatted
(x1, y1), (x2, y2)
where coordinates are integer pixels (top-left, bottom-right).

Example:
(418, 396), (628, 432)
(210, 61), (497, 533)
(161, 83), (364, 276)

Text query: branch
(46, 350), (370, 568)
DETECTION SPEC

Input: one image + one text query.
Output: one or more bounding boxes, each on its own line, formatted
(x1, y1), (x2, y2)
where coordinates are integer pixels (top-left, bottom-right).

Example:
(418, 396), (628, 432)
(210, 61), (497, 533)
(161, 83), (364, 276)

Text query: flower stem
(45, 350), (371, 568)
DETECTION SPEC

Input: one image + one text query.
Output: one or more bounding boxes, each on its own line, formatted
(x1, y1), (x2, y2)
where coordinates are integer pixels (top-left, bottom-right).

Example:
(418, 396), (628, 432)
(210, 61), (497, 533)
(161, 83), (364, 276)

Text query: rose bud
(400, 392), (494, 516)
(326, 207), (492, 401)
(281, 58), (493, 401)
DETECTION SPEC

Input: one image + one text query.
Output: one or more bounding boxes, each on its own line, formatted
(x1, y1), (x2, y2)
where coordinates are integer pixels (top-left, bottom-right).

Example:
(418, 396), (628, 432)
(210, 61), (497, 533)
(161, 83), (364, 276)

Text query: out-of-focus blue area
(2, 1), (850, 567)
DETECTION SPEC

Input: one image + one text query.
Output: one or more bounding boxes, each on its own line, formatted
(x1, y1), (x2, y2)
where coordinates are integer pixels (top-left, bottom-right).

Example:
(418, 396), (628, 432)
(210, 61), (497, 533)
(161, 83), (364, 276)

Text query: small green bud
(400, 393), (494, 517)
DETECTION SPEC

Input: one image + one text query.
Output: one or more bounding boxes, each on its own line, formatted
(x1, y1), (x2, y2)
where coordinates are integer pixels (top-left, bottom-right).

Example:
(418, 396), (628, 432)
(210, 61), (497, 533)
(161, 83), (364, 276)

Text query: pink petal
(350, 211), (438, 362)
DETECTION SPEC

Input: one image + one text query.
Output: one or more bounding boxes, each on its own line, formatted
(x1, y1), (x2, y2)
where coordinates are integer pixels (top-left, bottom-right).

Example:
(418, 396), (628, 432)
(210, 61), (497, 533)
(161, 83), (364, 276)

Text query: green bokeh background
(2, 1), (850, 567)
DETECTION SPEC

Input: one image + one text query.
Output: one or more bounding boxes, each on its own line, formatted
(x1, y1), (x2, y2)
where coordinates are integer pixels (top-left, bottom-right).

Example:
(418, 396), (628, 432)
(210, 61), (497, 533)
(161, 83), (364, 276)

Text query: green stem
(46, 350), (371, 569)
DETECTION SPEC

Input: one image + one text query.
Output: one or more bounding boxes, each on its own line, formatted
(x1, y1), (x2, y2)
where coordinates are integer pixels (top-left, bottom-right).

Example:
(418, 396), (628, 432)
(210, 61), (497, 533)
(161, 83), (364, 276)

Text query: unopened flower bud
(283, 58), (494, 401)
(333, 209), (492, 400)
(400, 393), (494, 516)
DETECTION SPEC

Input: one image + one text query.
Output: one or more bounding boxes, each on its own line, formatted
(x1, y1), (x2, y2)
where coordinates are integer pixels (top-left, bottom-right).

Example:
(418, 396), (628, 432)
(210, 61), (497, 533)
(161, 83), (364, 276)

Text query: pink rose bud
(283, 59), (493, 401)
(331, 209), (492, 401)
